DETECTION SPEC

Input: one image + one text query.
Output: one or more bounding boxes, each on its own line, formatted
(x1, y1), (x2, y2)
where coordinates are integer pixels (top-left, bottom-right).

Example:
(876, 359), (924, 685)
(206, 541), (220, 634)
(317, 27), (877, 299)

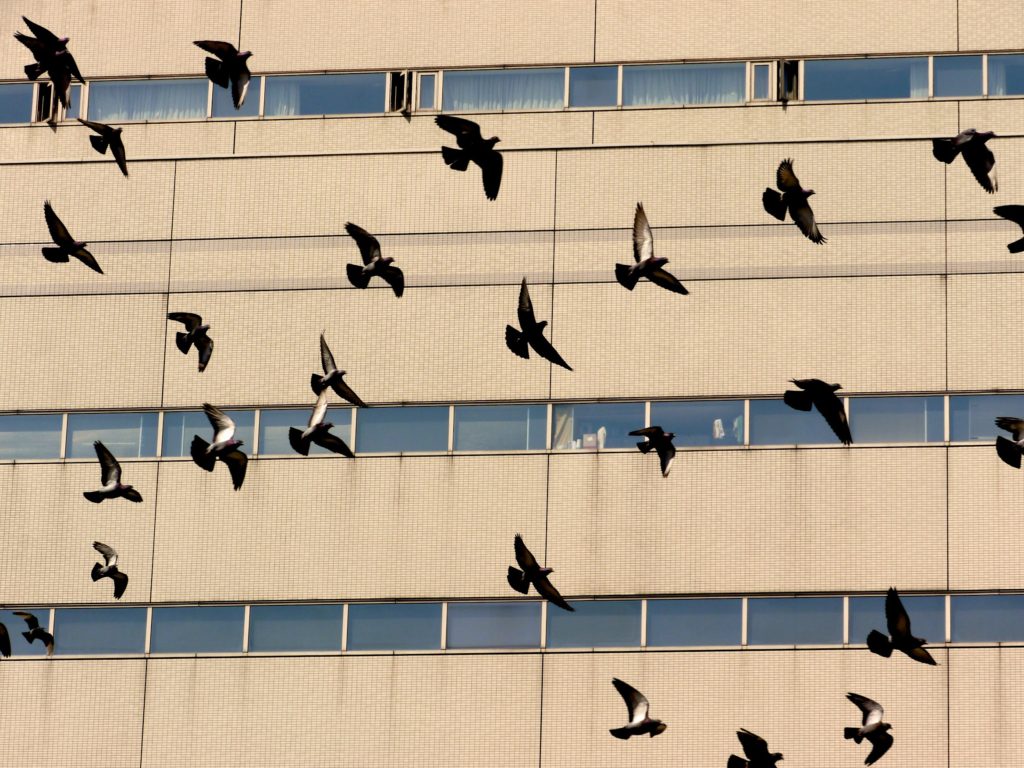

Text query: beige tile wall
(949, 646), (1024, 768)
(948, 273), (1024, 392)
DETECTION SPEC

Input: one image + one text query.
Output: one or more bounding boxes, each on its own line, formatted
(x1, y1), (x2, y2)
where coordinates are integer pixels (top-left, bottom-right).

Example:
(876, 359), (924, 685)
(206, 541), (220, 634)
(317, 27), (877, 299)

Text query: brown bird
(505, 278), (572, 371)
(344, 223), (404, 297)
(194, 40), (252, 109)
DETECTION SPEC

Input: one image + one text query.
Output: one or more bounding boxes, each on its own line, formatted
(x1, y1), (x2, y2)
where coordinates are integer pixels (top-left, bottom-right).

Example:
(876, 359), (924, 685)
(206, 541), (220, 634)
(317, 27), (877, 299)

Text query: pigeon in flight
(13, 611), (54, 656)
(994, 206), (1024, 253)
(42, 201), (102, 274)
(783, 378), (852, 445)
(933, 129), (997, 193)
(728, 729), (784, 768)
(844, 693), (893, 766)
(15, 17), (83, 108)
(191, 403), (248, 490)
(77, 118), (128, 177)
(83, 441), (143, 503)
(435, 115), (503, 200)
(995, 416), (1024, 468)
(507, 534), (573, 612)
(194, 40), (252, 109)
(505, 278), (572, 371)
(615, 203), (688, 294)
(167, 312), (214, 373)
(288, 390), (355, 458)
(609, 678), (666, 739)
(762, 159), (826, 244)
(311, 333), (367, 407)
(344, 223), (404, 297)
(91, 542), (129, 600)
(0, 623), (9, 658)
(628, 426), (676, 477)
(866, 587), (938, 666)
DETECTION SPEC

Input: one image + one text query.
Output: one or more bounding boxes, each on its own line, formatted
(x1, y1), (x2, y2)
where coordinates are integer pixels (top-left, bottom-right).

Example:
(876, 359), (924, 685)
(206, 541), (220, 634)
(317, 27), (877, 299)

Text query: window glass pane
(418, 73), (435, 109)
(753, 64), (771, 100)
(248, 604), (342, 652)
(849, 595), (945, 645)
(161, 410), (254, 456)
(453, 405), (546, 451)
(442, 68), (564, 111)
(552, 402), (644, 450)
(354, 406), (448, 453)
(347, 603), (442, 651)
(264, 73), (386, 116)
(65, 84), (81, 120)
(0, 83), (33, 123)
(950, 394), (1024, 441)
(446, 602), (541, 649)
(66, 412), (158, 458)
(952, 594), (1024, 642)
(747, 597), (843, 645)
(0, 609), (50, 656)
(569, 66), (617, 107)
(647, 599), (742, 646)
(212, 76), (260, 117)
(804, 57), (928, 100)
(151, 606), (244, 653)
(749, 399), (845, 445)
(622, 63), (745, 106)
(54, 607), (146, 655)
(88, 79), (208, 121)
(0, 413), (62, 460)
(850, 397), (944, 443)
(989, 54), (1024, 96)
(547, 600), (640, 648)
(258, 407), (352, 455)
(650, 400), (744, 447)
(934, 55), (982, 97)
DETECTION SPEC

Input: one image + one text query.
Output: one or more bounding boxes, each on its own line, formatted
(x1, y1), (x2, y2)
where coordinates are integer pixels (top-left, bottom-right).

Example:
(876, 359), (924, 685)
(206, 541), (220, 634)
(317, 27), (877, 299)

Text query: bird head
(980, 130), (997, 141)
(232, 439), (244, 449)
(537, 320), (548, 331)
(321, 422), (334, 430)
(381, 256), (395, 266)
(239, 51), (253, 60)
(653, 722), (667, 735)
(830, 383), (842, 391)
(880, 723), (893, 732)
(803, 188), (815, 197)
(58, 36), (70, 46)
(75, 240), (88, 249)
(772, 753), (784, 762)
(539, 567), (554, 576)
(486, 136), (501, 148)
(664, 431), (676, 441)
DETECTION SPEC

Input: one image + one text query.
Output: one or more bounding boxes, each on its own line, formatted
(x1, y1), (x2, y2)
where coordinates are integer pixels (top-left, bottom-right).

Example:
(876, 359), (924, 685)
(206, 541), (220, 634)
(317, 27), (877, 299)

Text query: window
(54, 607), (146, 655)
(258, 407), (352, 455)
(65, 412), (158, 459)
(989, 54), (1024, 96)
(211, 75), (260, 117)
(0, 413), (62, 460)
(747, 597), (843, 645)
(161, 409), (254, 457)
(446, 602), (541, 649)
(388, 71), (409, 112)
(569, 66), (618, 107)
(749, 399), (846, 445)
(248, 604), (342, 652)
(778, 60), (799, 101)
(65, 84), (81, 120)
(442, 68), (564, 111)
(752, 63), (771, 100)
(934, 55), (982, 97)
(546, 600), (640, 648)
(552, 402), (644, 450)
(453, 404), (546, 451)
(347, 603), (442, 651)
(622, 62), (745, 106)
(649, 400), (744, 447)
(418, 72), (436, 110)
(87, 78), (208, 121)
(849, 396), (943, 443)
(354, 406), (448, 453)
(803, 57), (928, 100)
(0, 83), (33, 123)
(0, 610), (50, 656)
(34, 81), (53, 122)
(950, 394), (1024, 441)
(647, 599), (742, 647)
(150, 606), (244, 653)
(849, 595), (944, 645)
(952, 594), (1024, 642)
(264, 73), (386, 116)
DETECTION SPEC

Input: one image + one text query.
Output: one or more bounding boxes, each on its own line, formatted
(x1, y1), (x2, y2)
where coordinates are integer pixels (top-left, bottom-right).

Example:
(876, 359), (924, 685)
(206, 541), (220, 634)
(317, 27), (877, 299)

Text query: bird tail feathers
(175, 331), (193, 355)
(310, 373), (326, 394)
(762, 188), (787, 221)
(1009, 237), (1024, 254)
(190, 436), (216, 471)
(23, 62), (43, 80)
(844, 727), (862, 742)
(288, 428), (311, 456)
(504, 326), (530, 360)
(441, 145), (471, 171)
(346, 262), (372, 289)
(507, 567), (530, 595)
(90, 563), (103, 582)
(727, 756), (749, 768)
(608, 728), (632, 740)
(82, 490), (105, 503)
(615, 263), (640, 290)
(866, 629), (893, 658)
(88, 134), (109, 155)
(783, 389), (814, 411)
(21, 631), (32, 643)
(931, 138), (959, 164)
(996, 436), (1023, 469)
(636, 441), (653, 453)
(42, 247), (68, 263)
(204, 57), (230, 88)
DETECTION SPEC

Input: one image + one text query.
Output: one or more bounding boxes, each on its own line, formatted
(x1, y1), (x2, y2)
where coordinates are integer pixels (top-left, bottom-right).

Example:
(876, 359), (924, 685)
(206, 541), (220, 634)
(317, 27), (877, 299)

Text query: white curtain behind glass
(623, 64), (745, 106)
(443, 69), (563, 111)
(88, 80), (207, 121)
(264, 78), (301, 115)
(909, 59), (929, 97)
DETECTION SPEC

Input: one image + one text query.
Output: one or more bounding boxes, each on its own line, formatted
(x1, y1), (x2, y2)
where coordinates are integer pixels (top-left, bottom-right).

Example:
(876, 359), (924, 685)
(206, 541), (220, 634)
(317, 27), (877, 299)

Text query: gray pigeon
(344, 223), (404, 297)
(615, 203), (688, 294)
(844, 693), (893, 765)
(91, 542), (128, 600)
(77, 118), (128, 177)
(288, 390), (354, 458)
(762, 159), (826, 244)
(783, 378), (852, 445)
(191, 403), (248, 490)
(609, 678), (666, 739)
(167, 312), (213, 372)
(15, 17), (83, 108)
(728, 729), (784, 768)
(311, 333), (367, 407)
(194, 40), (252, 109)
(866, 587), (937, 666)
(933, 129), (997, 193)
(435, 114), (503, 200)
(82, 441), (143, 503)
(628, 426), (676, 477)
(507, 534), (573, 612)
(994, 206), (1024, 253)
(505, 278), (572, 371)
(13, 611), (53, 656)
(42, 202), (102, 274)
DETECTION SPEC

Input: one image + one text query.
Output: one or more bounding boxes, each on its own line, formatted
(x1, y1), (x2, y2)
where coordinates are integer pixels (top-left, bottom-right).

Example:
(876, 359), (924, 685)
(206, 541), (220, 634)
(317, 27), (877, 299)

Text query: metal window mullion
(144, 605), (153, 654)
(439, 602), (448, 650)
(640, 599), (648, 648)
(927, 56), (935, 98)
(436, 70), (444, 112)
(155, 411), (165, 458)
(341, 603), (349, 652)
(539, 601), (548, 649)
(258, 76), (266, 116)
(447, 405), (455, 451)
(30, 81), (38, 122)
(48, 607), (55, 634)
(797, 59), (805, 101)
(206, 80), (213, 118)
(943, 395), (950, 442)
(740, 597), (748, 646)
(842, 595), (850, 645)
(81, 82), (89, 119)
(350, 407), (359, 453)
(644, 401), (651, 429)
(562, 67), (570, 108)
(59, 413), (68, 459)
(982, 54), (989, 96)
(945, 593), (952, 644)
(743, 400), (750, 446)
(251, 409), (261, 455)
(545, 403), (552, 450)
(242, 604), (250, 653)
(616, 65), (623, 106)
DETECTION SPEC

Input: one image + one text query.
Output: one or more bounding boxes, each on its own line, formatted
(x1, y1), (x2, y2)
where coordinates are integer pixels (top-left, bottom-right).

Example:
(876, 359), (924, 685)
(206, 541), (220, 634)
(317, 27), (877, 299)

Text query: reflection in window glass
(650, 400), (744, 447)
(850, 397), (943, 443)
(354, 406), (448, 453)
(569, 66), (618, 107)
(804, 57), (928, 100)
(54, 607), (146, 655)
(151, 606), (244, 653)
(952, 594), (1024, 642)
(453, 405), (546, 451)
(347, 603), (442, 651)
(849, 595), (945, 645)
(950, 394), (1024, 441)
(934, 56), (982, 97)
(66, 412), (158, 459)
(418, 73), (436, 109)
(264, 73), (386, 116)
(753, 63), (771, 100)
(547, 601), (640, 648)
(442, 68), (564, 111)
(88, 79), (208, 121)
(65, 84), (82, 121)
(0, 609), (50, 656)
(446, 602), (541, 649)
(647, 599), (742, 646)
(212, 76), (260, 117)
(162, 410), (254, 457)
(0, 83), (33, 123)
(747, 597), (843, 645)
(552, 402), (644, 450)
(258, 408), (352, 455)
(0, 413), (62, 460)
(989, 54), (1024, 96)
(749, 399), (845, 445)
(248, 604), (342, 652)
(622, 63), (745, 106)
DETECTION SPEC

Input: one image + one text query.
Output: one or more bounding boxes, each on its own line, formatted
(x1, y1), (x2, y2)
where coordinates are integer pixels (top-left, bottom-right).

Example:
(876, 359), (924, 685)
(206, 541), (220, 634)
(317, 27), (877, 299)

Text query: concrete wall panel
(948, 273), (1024, 392)
(958, 1), (1024, 52)
(949, 646), (1024, 768)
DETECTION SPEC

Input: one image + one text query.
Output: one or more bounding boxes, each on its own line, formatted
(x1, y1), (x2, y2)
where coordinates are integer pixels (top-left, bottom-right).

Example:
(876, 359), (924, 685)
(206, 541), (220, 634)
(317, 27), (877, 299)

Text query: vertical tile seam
(537, 651), (546, 768)
(592, 0), (598, 63)
(137, 656), (149, 768)
(159, 161), (178, 411)
(237, 0), (245, 49)
(548, 150), (558, 402)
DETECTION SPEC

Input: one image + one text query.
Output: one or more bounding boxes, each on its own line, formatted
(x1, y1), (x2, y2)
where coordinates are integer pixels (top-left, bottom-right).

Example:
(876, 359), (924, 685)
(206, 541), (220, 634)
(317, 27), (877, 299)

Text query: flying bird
(42, 201), (102, 274)
(507, 534), (573, 612)
(14, 17), (83, 108)
(933, 129), (997, 193)
(728, 729), (784, 768)
(311, 333), (367, 407)
(629, 426), (676, 477)
(344, 223), (404, 297)
(615, 203), (688, 294)
(167, 312), (213, 372)
(0, 623), (9, 658)
(194, 40), (252, 109)
(82, 441), (143, 503)
(866, 587), (938, 666)
(609, 678), (666, 739)
(435, 114), (503, 200)
(77, 118), (128, 177)
(505, 278), (572, 371)
(762, 159), (826, 244)
(191, 403), (248, 490)
(91, 542), (129, 600)
(288, 390), (355, 458)
(995, 416), (1024, 467)
(13, 611), (54, 656)
(783, 378), (852, 445)
(844, 692), (893, 766)
(994, 206), (1024, 253)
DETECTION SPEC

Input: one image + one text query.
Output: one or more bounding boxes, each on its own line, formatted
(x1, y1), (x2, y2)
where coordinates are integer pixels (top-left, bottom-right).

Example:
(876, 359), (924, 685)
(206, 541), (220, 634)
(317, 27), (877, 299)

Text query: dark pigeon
(77, 118), (128, 177)
(505, 278), (572, 371)
(608, 678), (666, 740)
(194, 40), (252, 109)
(0, 623), (9, 658)
(191, 403), (248, 490)
(783, 378), (852, 445)
(288, 390), (355, 458)
(844, 692), (893, 766)
(994, 206), (1024, 253)
(435, 114), (503, 200)
(507, 534), (573, 612)
(728, 729), (784, 768)
(13, 611), (54, 656)
(82, 441), (143, 504)
(762, 159), (826, 244)
(42, 201), (102, 274)
(344, 223), (404, 297)
(615, 203), (688, 294)
(995, 416), (1024, 468)
(15, 17), (83, 108)
(167, 312), (213, 372)
(91, 542), (129, 600)
(866, 587), (938, 666)
(628, 426), (676, 477)
(933, 129), (997, 193)
(311, 333), (367, 407)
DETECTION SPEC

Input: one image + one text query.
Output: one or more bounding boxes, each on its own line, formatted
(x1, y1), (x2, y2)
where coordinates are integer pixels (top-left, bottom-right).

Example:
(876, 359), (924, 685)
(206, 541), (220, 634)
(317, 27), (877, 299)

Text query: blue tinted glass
(453, 405), (546, 451)
(569, 66), (617, 107)
(934, 56), (982, 97)
(849, 595), (945, 645)
(0, 609), (50, 656)
(88, 79), (208, 121)
(258, 408), (352, 455)
(952, 595), (1024, 642)
(442, 68), (564, 111)
(749, 399), (844, 445)
(66, 412), (158, 458)
(989, 54), (1024, 96)
(0, 413), (62, 460)
(547, 600), (640, 648)
(747, 597), (843, 645)
(552, 402), (644, 450)
(354, 406), (448, 453)
(248, 604), (342, 652)
(0, 83), (32, 123)
(161, 410), (254, 456)
(804, 57), (929, 100)
(212, 76), (260, 117)
(54, 607), (146, 655)
(347, 603), (442, 651)
(65, 84), (81, 120)
(650, 400), (744, 447)
(419, 73), (435, 109)
(647, 599), (742, 646)
(753, 64), (770, 100)
(622, 63), (745, 106)
(951, 395), (1024, 441)
(446, 602), (541, 649)
(151, 606), (244, 653)
(850, 397), (943, 443)
(265, 73), (385, 116)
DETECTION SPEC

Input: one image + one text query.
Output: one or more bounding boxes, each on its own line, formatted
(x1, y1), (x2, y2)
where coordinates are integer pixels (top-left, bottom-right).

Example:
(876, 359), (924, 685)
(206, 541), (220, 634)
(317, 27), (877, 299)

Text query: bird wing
(333, 377), (367, 409)
(964, 141), (997, 193)
(931, 137), (960, 163)
(434, 114), (484, 143)
(14, 32), (48, 60)
(534, 574), (574, 612)
(43, 201), (73, 246)
(907, 645), (938, 665)
(92, 541), (118, 567)
(22, 17), (62, 48)
(310, 430), (355, 458)
(816, 391), (852, 445)
(319, 333), (337, 374)
(847, 692), (884, 726)
(513, 534), (539, 571)
(72, 246), (103, 275)
(529, 332), (573, 371)
(885, 588), (912, 639)
(656, 441), (676, 477)
(788, 198), (827, 244)
(110, 569), (129, 599)
(109, 134), (128, 177)
(193, 40), (237, 60)
(13, 611), (39, 631)
(776, 159), (801, 192)
(167, 312), (202, 331)
(76, 117), (110, 137)
(344, 222), (382, 265)
(0, 624), (10, 659)
(308, 390), (329, 428)
(762, 188), (788, 221)
(995, 205), (1024, 232)
(864, 730), (894, 766)
(222, 450), (248, 490)
(737, 729), (772, 762)
(632, 203), (653, 262)
(647, 267), (689, 295)
(995, 416), (1024, 442)
(202, 403), (236, 443)
(232, 68), (251, 109)
(61, 50), (84, 84)
(382, 265), (405, 298)
(194, 335), (213, 372)
(516, 278), (536, 328)
(93, 440), (122, 485)
(478, 149), (503, 201)
(629, 426), (665, 438)
(611, 678), (649, 725)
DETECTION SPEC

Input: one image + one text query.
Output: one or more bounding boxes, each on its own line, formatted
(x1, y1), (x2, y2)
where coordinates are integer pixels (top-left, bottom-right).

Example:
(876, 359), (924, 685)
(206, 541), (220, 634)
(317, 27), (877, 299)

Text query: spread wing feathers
(615, 263), (641, 290)
(203, 57), (230, 88)
(77, 117), (110, 139)
(110, 138), (128, 177)
(790, 199), (827, 244)
(931, 138), (960, 164)
(310, 430), (355, 458)
(648, 268), (688, 295)
(202, 403), (235, 443)
(93, 441), (121, 485)
(43, 201), (73, 245)
(866, 629), (893, 657)
(434, 114), (484, 143)
(222, 450), (248, 490)
(907, 645), (938, 666)
(632, 203), (653, 262)
(994, 206), (1024, 252)
(122, 487), (143, 503)
(727, 757), (750, 768)
(88, 134), (108, 153)
(195, 335), (213, 372)
(847, 693), (884, 726)
(479, 151), (503, 201)
(319, 334), (337, 374)
(288, 428), (311, 456)
(517, 279), (535, 325)
(611, 679), (649, 725)
(15, 32), (48, 61)
(534, 574), (574, 612)
(784, 388), (814, 411)
(344, 223), (381, 265)
(13, 611), (39, 631)
(996, 436), (1023, 468)
(441, 145), (471, 171)
(505, 326), (530, 359)
(61, 51), (84, 86)
(110, 570), (129, 599)
(995, 416), (1024, 441)
(51, 65), (72, 107)
(885, 589), (912, 638)
(864, 729), (894, 766)
(737, 729), (772, 762)
(776, 159), (801, 192)
(193, 40), (237, 61)
(381, 265), (405, 297)
(308, 390), (329, 429)
(333, 378), (367, 408)
(656, 443), (676, 477)
(92, 541), (118, 567)
(507, 567), (530, 594)
(762, 189), (788, 220)
(0, 625), (9, 658)
(168, 312), (203, 332)
(190, 436), (216, 470)
(530, 333), (573, 371)
(346, 263), (372, 289)
(22, 17), (62, 48)
(73, 247), (103, 274)
(513, 534), (539, 571)
(964, 143), (997, 193)
(232, 70), (250, 109)
(629, 427), (664, 438)
(817, 395), (852, 445)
